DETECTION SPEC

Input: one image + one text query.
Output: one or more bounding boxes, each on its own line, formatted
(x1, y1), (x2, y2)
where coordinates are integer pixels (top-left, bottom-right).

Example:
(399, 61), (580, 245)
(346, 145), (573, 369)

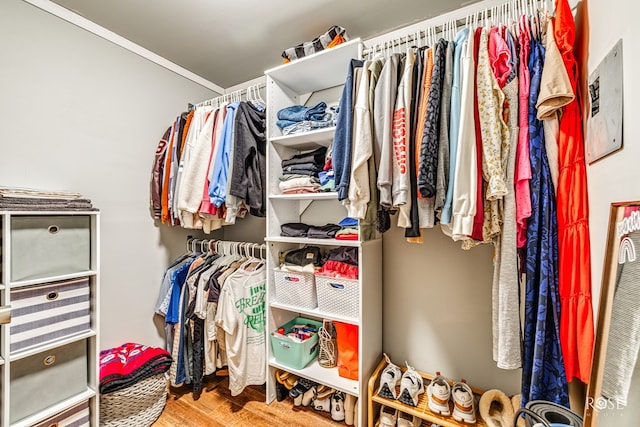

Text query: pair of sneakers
(376, 354), (425, 407)
(426, 373), (476, 424)
(376, 406), (421, 427)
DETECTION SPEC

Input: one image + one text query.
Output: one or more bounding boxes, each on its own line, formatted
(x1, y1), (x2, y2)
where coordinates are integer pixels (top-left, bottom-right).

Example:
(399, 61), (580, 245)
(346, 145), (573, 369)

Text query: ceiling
(49, 0), (482, 88)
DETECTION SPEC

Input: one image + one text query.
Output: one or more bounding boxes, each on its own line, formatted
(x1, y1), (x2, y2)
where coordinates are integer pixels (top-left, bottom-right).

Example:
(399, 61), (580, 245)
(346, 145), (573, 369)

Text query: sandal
(427, 372), (451, 416)
(377, 353), (402, 399)
(397, 363), (424, 407)
(452, 380), (476, 424)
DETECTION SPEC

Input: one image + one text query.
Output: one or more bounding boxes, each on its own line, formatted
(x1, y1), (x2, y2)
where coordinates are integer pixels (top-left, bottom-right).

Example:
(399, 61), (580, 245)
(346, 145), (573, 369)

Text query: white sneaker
(397, 364), (424, 407)
(427, 373), (451, 416)
(397, 411), (421, 427)
(377, 353), (402, 399)
(375, 406), (397, 427)
(311, 387), (334, 413)
(451, 380), (476, 424)
(331, 391), (345, 422)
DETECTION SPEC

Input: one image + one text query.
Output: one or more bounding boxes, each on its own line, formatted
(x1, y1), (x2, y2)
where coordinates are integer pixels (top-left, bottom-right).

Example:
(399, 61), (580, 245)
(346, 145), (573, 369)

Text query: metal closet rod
(186, 236), (267, 259)
(361, 0), (559, 57)
(193, 82), (266, 109)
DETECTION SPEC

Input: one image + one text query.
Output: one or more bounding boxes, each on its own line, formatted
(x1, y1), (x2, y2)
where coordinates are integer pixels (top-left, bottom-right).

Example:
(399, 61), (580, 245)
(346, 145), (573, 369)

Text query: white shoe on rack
(375, 405), (397, 427)
(377, 353), (402, 399)
(311, 387), (334, 413)
(451, 380), (476, 424)
(427, 372), (451, 416)
(397, 411), (422, 427)
(331, 391), (345, 422)
(397, 363), (424, 407)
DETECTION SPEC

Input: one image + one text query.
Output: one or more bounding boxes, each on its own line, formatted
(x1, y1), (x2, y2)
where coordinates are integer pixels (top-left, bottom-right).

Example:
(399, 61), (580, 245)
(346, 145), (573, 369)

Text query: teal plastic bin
(270, 317), (322, 370)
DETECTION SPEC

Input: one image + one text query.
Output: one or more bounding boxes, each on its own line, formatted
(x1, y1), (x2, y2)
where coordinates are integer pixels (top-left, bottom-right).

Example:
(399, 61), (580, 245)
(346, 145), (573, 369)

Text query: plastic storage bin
(315, 274), (359, 319)
(273, 268), (317, 309)
(270, 317), (322, 370)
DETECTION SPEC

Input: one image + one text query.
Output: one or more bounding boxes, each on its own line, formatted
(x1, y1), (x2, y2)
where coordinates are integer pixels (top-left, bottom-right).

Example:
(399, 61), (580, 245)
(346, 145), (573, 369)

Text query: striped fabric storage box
(10, 277), (91, 353)
(33, 400), (90, 427)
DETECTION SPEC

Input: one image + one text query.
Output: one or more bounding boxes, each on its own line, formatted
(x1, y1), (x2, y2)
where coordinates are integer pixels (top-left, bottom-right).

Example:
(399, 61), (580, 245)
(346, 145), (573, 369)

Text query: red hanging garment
(554, 0), (594, 383)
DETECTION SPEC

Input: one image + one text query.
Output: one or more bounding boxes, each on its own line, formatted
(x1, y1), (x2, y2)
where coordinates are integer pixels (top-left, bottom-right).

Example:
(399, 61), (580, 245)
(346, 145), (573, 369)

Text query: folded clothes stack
(335, 217), (359, 241)
(317, 246), (359, 279)
(281, 25), (348, 64)
(319, 152), (335, 192)
(280, 221), (341, 238)
(276, 102), (336, 136)
(278, 245), (323, 273)
(279, 146), (328, 194)
(99, 342), (172, 394)
(0, 186), (97, 211)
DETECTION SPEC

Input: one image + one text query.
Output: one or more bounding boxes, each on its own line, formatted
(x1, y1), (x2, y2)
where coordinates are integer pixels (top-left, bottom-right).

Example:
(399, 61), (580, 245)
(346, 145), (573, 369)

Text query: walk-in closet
(1, 0), (637, 426)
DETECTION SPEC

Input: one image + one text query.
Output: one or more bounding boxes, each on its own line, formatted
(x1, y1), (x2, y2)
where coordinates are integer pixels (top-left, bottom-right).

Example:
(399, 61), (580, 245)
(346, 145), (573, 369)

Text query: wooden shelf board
(9, 270), (97, 288)
(270, 301), (359, 325)
(266, 236), (361, 247)
(270, 127), (335, 150)
(269, 192), (338, 201)
(265, 39), (361, 94)
(269, 358), (359, 396)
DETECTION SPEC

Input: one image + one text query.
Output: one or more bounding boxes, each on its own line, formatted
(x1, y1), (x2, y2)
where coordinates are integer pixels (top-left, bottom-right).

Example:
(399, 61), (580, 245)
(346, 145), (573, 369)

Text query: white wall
(382, 223), (521, 394)
(584, 0), (640, 424)
(0, 0), (218, 350)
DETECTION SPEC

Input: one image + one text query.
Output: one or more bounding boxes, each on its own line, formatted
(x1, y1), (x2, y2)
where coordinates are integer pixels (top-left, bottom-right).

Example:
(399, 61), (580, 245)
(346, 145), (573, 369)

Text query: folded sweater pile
(99, 342), (172, 394)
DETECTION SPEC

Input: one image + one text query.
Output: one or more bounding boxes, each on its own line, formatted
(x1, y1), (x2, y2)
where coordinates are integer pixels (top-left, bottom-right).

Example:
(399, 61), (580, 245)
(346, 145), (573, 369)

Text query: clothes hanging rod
(361, 0), (577, 57)
(193, 82), (266, 109)
(186, 236), (267, 259)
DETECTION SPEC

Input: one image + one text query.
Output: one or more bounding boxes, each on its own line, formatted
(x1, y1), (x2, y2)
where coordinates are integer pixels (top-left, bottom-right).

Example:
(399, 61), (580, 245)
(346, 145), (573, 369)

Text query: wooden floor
(152, 375), (340, 427)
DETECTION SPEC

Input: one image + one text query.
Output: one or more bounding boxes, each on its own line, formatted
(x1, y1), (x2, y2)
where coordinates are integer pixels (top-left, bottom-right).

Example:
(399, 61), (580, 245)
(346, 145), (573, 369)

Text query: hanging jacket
(150, 127), (171, 219)
(374, 54), (401, 208)
(209, 102), (240, 208)
(229, 102), (267, 217)
(334, 59), (364, 201)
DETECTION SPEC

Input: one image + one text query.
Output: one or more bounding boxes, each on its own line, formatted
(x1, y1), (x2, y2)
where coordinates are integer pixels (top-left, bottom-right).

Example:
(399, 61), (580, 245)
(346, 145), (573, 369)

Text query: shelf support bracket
(299, 200), (314, 216)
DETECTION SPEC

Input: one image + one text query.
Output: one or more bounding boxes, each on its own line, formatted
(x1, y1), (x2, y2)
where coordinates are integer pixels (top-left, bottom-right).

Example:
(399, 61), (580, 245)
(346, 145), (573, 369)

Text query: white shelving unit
(0, 211), (99, 426)
(264, 39), (382, 426)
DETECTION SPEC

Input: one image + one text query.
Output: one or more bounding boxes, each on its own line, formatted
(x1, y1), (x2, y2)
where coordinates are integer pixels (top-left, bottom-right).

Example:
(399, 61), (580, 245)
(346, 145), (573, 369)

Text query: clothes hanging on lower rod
(154, 238), (267, 397)
(150, 94), (266, 233)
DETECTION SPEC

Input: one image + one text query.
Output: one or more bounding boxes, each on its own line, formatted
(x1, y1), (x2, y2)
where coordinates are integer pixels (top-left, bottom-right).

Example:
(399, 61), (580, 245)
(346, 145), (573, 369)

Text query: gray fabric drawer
(10, 278), (91, 353)
(10, 340), (88, 423)
(33, 400), (90, 427)
(10, 215), (91, 282)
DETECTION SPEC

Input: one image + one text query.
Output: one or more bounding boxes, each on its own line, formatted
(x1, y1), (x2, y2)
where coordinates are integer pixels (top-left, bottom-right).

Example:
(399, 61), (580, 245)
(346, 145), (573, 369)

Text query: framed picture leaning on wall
(585, 201), (640, 427)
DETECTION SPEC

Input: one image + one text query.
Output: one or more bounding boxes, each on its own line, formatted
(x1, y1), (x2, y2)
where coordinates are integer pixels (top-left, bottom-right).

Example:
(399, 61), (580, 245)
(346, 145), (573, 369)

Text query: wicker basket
(314, 274), (359, 318)
(273, 268), (317, 309)
(100, 374), (168, 427)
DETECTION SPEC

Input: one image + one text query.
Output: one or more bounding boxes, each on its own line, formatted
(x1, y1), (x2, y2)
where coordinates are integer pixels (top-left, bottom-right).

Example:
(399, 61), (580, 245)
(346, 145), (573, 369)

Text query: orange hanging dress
(554, 0), (594, 383)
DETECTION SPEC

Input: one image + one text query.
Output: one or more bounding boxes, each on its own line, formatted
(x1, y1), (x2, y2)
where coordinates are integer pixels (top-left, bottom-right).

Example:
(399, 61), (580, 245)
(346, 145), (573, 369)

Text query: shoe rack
(367, 357), (488, 427)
